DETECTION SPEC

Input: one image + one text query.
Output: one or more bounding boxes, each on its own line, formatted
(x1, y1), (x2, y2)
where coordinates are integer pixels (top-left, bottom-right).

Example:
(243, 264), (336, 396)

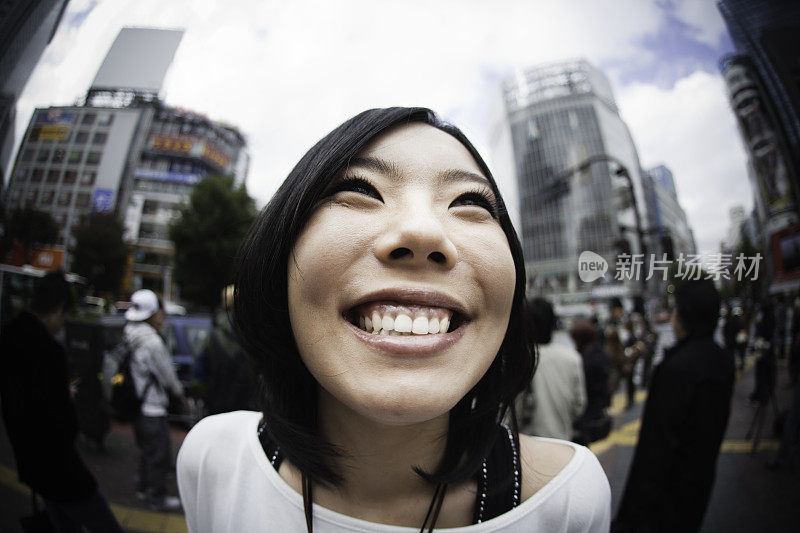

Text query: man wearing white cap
(124, 289), (184, 512)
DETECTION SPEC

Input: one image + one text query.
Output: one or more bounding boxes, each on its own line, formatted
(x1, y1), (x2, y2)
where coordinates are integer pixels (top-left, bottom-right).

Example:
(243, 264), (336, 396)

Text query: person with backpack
(124, 289), (185, 512)
(0, 272), (123, 532)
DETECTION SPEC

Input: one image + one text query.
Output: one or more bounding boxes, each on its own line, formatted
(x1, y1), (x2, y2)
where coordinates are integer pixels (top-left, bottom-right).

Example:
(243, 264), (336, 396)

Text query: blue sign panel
(92, 189), (115, 213)
(134, 168), (201, 185)
(35, 110), (77, 125)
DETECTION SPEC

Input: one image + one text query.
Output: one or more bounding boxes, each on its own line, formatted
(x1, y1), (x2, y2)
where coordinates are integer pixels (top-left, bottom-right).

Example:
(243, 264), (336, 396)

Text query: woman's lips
(344, 318), (466, 355)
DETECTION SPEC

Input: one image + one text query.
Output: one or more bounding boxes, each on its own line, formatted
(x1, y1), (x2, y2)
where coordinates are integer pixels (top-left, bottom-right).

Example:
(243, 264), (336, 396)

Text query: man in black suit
(0, 271), (121, 532)
(612, 278), (735, 533)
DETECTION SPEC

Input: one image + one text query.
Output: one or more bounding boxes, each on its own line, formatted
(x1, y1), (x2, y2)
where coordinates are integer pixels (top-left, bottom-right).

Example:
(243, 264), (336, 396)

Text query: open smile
(342, 289), (470, 354)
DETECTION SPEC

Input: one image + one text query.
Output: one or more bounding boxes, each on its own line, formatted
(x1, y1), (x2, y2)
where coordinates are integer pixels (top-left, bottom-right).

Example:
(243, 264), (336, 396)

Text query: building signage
(134, 168), (201, 185)
(148, 134), (231, 172)
(33, 125), (71, 141)
(151, 135), (197, 155)
(92, 189), (115, 213)
(35, 110), (76, 125)
(202, 142), (230, 170)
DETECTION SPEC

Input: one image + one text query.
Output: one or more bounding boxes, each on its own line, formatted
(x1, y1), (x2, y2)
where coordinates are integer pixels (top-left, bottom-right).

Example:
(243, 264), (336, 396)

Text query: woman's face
(287, 123), (516, 426)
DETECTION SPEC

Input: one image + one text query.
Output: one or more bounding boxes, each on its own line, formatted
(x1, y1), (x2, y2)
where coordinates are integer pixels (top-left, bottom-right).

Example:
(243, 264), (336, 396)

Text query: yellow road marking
(589, 413), (780, 455)
(0, 463), (187, 533)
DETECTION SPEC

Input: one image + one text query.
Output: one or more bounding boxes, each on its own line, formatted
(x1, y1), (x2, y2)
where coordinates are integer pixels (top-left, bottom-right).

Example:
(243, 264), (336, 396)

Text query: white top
(178, 411), (610, 532)
(527, 342), (586, 440)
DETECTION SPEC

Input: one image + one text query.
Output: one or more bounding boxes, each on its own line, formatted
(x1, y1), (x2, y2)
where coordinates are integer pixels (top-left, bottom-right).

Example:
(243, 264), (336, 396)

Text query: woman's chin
(334, 385), (464, 428)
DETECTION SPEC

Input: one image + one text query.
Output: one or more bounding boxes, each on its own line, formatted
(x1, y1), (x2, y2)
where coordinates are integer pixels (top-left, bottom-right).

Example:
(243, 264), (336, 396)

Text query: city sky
(9, 0), (752, 255)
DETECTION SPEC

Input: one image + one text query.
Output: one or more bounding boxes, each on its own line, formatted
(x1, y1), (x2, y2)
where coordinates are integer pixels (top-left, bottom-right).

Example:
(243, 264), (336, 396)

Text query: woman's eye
(451, 192), (497, 217)
(329, 177), (382, 201)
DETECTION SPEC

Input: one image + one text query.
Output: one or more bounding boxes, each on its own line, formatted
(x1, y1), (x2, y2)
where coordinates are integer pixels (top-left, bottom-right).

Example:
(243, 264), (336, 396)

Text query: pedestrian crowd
(2, 235), (800, 531)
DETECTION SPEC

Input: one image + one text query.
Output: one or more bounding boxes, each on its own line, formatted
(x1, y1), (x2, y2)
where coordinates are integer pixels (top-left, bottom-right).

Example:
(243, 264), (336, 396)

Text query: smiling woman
(176, 108), (610, 532)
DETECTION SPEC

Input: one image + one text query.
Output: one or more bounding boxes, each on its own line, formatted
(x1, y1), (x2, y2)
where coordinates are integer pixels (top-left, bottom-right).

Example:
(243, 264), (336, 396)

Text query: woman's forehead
(355, 123), (486, 179)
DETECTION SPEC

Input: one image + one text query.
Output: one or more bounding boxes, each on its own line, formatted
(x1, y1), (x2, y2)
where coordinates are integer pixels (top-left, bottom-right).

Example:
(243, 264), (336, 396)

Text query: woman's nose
(374, 205), (458, 270)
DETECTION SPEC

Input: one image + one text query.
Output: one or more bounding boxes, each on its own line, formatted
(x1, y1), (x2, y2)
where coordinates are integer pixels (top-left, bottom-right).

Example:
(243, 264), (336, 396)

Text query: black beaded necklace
(257, 422), (520, 531)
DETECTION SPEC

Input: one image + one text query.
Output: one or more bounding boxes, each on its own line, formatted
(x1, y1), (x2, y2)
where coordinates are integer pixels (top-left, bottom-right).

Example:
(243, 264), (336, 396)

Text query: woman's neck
(277, 389), (476, 526)
(317, 388), (448, 502)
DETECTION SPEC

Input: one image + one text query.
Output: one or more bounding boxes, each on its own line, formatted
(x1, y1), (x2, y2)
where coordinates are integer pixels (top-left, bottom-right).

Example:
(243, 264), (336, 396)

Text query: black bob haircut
(234, 107), (535, 488)
(31, 270), (73, 315)
(673, 277), (721, 339)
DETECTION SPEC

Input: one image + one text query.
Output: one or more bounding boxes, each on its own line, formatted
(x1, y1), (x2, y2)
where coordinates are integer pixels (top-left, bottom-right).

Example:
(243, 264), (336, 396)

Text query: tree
(0, 206), (59, 263)
(71, 213), (128, 296)
(170, 175), (257, 309)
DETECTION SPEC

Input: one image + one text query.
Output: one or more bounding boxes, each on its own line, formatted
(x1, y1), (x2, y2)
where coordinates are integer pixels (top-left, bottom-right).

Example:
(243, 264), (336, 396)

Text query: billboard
(35, 109), (76, 125)
(30, 125), (70, 141)
(134, 168), (201, 185)
(147, 134), (231, 171)
(92, 189), (115, 213)
(91, 28), (184, 93)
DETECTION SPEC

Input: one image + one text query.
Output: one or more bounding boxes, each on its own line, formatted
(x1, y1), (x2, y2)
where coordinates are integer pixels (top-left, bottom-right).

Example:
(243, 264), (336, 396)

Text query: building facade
(3, 100), (248, 299)
(1, 0), (70, 186)
(123, 104), (248, 297)
(502, 59), (652, 308)
(718, 0), (800, 196)
(643, 165), (696, 259)
(3, 27), (248, 300)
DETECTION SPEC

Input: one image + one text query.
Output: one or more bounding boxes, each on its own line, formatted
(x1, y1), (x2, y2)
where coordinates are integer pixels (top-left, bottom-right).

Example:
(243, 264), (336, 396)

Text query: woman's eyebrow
(348, 156), (491, 188)
(438, 168), (492, 188)
(347, 156), (403, 180)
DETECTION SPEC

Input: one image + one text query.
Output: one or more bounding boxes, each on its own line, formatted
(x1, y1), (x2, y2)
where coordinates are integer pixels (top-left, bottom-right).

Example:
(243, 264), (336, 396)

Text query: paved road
(1, 341), (798, 532)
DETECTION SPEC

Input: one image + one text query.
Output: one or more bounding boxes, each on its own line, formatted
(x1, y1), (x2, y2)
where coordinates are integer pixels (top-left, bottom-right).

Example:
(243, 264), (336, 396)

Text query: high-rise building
(718, 0), (800, 292)
(501, 59), (652, 307)
(642, 165), (696, 259)
(0, 0), (70, 187)
(718, 0), (800, 190)
(3, 28), (249, 299)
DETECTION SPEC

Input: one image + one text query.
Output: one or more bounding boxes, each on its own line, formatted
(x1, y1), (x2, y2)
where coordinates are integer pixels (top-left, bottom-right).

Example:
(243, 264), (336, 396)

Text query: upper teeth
(355, 304), (453, 335)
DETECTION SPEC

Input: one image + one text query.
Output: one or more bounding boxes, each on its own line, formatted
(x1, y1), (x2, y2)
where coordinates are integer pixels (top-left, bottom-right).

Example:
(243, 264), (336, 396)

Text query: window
(75, 131), (89, 144)
(10, 189), (21, 203)
(58, 129), (72, 144)
(97, 113), (114, 127)
(142, 200), (159, 215)
(46, 169), (60, 183)
(31, 168), (44, 182)
(63, 170), (77, 184)
(22, 149), (34, 162)
(57, 191), (72, 206)
(68, 150), (82, 164)
(37, 149), (50, 163)
(52, 149), (65, 163)
(86, 151), (101, 165)
(81, 113), (96, 125)
(41, 190), (54, 206)
(14, 168), (29, 182)
(92, 132), (107, 145)
(80, 171), (96, 186)
(75, 192), (91, 208)
(26, 190), (38, 205)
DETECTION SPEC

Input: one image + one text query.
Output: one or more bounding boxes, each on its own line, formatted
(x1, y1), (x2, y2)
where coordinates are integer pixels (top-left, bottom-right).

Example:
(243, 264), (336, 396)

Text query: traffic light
(615, 237), (632, 256)
(660, 234), (674, 261)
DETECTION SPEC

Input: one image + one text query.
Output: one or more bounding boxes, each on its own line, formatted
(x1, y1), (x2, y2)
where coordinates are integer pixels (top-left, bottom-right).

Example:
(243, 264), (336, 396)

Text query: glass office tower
(502, 60), (650, 308)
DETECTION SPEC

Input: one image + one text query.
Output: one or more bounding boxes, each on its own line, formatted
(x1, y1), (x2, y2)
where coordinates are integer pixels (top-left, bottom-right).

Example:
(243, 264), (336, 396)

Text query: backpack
(109, 342), (153, 422)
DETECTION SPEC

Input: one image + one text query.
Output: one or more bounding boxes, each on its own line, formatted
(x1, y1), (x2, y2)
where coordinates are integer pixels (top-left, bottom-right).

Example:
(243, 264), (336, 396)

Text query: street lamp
(543, 154), (649, 315)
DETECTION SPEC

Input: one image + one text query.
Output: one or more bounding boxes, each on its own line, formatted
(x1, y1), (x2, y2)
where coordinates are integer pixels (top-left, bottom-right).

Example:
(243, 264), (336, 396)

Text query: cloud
(617, 70), (752, 255)
(670, 0), (728, 49)
(7, 0), (752, 259)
